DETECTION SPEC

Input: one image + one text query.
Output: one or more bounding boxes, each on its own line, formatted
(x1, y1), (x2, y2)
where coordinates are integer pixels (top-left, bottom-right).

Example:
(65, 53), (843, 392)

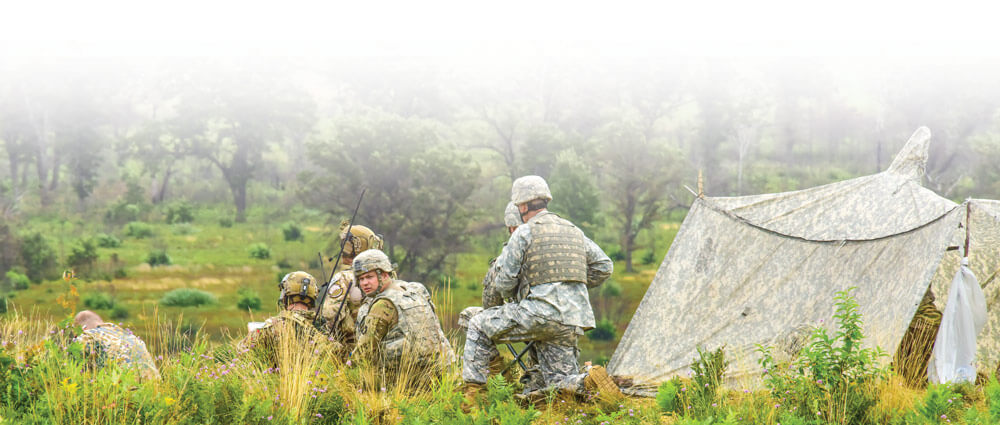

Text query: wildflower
(61, 378), (78, 394)
(164, 397), (176, 406)
(267, 415), (273, 421)
(316, 413), (323, 418)
(346, 360), (352, 366)
(941, 415), (947, 419)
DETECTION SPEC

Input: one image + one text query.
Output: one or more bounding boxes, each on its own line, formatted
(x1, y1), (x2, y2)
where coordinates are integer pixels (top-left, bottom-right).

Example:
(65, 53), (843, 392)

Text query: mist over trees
(2, 55), (1000, 279)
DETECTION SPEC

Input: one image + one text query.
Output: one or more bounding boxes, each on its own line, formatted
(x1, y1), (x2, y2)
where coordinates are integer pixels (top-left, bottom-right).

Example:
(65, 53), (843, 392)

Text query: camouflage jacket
(75, 323), (160, 382)
(492, 211), (613, 329)
(319, 266), (364, 343)
(241, 310), (341, 364)
(355, 281), (455, 370)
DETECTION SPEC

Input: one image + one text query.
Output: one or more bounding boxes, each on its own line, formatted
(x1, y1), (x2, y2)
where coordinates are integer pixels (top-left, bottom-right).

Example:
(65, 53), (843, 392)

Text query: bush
(146, 250), (172, 267)
(160, 288), (217, 307)
(601, 280), (623, 297)
(67, 239), (99, 270)
(0, 294), (6, 313)
(20, 232), (57, 283)
(587, 317), (617, 341)
(248, 243), (270, 260)
(6, 270), (29, 290)
(113, 268), (128, 279)
(110, 304), (130, 320)
(165, 202), (195, 224)
(656, 378), (681, 413)
(236, 289), (262, 311)
(95, 233), (122, 248)
(219, 217), (234, 228)
(104, 201), (141, 224)
(82, 292), (115, 310)
(124, 221), (154, 239)
(642, 249), (657, 265)
(281, 222), (303, 241)
(608, 246), (625, 262)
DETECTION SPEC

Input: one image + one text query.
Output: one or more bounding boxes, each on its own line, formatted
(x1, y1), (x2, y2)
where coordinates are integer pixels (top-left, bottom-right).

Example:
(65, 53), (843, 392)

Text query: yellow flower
(164, 397), (176, 406)
(60, 378), (78, 394)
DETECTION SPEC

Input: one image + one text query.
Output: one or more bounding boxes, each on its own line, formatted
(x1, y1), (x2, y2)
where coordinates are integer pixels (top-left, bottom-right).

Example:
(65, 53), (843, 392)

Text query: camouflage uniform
(462, 210), (613, 392)
(75, 323), (160, 382)
(242, 272), (339, 363)
(319, 225), (382, 346)
(355, 280), (456, 372)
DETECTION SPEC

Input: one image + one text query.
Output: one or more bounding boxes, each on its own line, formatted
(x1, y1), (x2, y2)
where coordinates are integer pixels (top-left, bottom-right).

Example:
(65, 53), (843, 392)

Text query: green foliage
(146, 250), (172, 267)
(684, 346), (729, 419)
(160, 288), (217, 307)
(171, 223), (198, 235)
(656, 377), (681, 413)
(0, 294), (6, 313)
(19, 232), (57, 283)
(6, 269), (30, 290)
(607, 247), (625, 262)
(281, 222), (302, 241)
(95, 233), (122, 248)
(985, 377), (1000, 423)
(110, 304), (130, 320)
(587, 317), (617, 341)
(124, 221), (154, 239)
(548, 149), (602, 233)
(248, 243), (271, 260)
(82, 292), (115, 310)
(66, 239), (99, 270)
(236, 288), (262, 311)
(909, 384), (962, 424)
(165, 202), (195, 224)
(105, 201), (142, 224)
(219, 217), (234, 228)
(757, 287), (887, 424)
(641, 249), (657, 265)
(601, 280), (622, 297)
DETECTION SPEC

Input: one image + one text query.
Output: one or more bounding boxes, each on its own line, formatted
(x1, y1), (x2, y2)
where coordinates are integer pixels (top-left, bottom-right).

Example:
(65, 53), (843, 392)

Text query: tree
(301, 110), (480, 282)
(547, 150), (601, 235)
(596, 115), (689, 272)
(164, 70), (315, 221)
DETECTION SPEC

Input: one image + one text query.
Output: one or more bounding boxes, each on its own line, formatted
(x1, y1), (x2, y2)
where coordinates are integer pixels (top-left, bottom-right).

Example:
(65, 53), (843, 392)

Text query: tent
(607, 127), (1000, 390)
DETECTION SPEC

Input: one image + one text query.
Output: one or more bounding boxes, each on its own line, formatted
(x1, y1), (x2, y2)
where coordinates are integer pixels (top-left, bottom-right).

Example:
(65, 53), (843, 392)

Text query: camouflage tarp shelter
(608, 127), (1000, 390)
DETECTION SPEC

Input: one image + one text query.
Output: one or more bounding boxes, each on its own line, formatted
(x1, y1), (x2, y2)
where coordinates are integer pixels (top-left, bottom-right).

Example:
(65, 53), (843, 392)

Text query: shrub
(6, 270), (29, 290)
(248, 243), (270, 260)
(66, 239), (99, 270)
(113, 268), (128, 279)
(219, 217), (234, 228)
(104, 201), (141, 224)
(601, 280), (623, 297)
(236, 289), (263, 311)
(0, 294), (6, 313)
(608, 246), (625, 262)
(587, 317), (617, 341)
(124, 221), (154, 239)
(165, 202), (195, 224)
(20, 232), (57, 283)
(656, 378), (681, 413)
(642, 249), (657, 265)
(160, 288), (217, 307)
(686, 346), (728, 418)
(281, 222), (303, 241)
(910, 384), (962, 424)
(82, 292), (115, 310)
(95, 233), (122, 248)
(146, 250), (172, 267)
(110, 304), (130, 320)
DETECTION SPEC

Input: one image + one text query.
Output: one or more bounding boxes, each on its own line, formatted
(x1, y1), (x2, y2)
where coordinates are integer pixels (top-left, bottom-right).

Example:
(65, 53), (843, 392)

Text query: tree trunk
(621, 194), (637, 273)
(230, 180), (247, 222)
(49, 146), (60, 191)
(152, 165), (174, 204)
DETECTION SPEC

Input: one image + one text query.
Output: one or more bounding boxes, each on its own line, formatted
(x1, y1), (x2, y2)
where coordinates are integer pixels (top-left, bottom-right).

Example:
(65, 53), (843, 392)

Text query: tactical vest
(523, 212), (588, 286)
(356, 281), (455, 368)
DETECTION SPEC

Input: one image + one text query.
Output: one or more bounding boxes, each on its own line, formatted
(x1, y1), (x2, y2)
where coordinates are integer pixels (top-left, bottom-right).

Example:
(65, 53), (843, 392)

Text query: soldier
(350, 249), (455, 383)
(73, 310), (160, 382)
(319, 223), (384, 348)
(242, 271), (338, 364)
(462, 175), (622, 406)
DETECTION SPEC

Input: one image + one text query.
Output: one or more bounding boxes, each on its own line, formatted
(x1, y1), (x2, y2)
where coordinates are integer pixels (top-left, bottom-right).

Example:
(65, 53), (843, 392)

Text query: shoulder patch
(328, 283), (344, 299)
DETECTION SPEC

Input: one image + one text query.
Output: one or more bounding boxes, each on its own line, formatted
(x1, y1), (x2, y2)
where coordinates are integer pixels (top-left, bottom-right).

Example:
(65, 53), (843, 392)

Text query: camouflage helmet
(352, 249), (393, 278)
(511, 175), (552, 205)
(279, 271), (319, 308)
(339, 221), (384, 258)
(504, 202), (522, 227)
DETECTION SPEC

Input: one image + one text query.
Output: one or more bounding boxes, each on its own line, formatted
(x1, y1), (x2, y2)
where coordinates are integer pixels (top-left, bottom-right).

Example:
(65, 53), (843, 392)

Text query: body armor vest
(523, 212), (588, 286)
(356, 281), (454, 368)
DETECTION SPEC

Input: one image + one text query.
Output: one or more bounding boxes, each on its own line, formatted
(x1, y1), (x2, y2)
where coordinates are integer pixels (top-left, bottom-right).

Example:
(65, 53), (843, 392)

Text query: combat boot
(460, 382), (485, 413)
(583, 366), (624, 404)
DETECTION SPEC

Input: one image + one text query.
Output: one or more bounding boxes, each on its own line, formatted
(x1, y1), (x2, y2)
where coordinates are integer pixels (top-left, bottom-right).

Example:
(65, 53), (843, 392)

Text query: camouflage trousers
(462, 302), (586, 393)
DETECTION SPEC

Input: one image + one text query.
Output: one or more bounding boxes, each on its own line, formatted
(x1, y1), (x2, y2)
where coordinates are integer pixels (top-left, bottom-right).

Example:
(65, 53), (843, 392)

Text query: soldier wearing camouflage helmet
(241, 271), (340, 363)
(351, 249), (455, 382)
(462, 175), (621, 406)
(73, 310), (161, 382)
(319, 222), (384, 347)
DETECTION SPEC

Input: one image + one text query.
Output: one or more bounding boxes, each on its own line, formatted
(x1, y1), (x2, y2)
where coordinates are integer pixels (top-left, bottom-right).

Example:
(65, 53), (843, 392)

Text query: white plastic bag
(930, 257), (988, 383)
